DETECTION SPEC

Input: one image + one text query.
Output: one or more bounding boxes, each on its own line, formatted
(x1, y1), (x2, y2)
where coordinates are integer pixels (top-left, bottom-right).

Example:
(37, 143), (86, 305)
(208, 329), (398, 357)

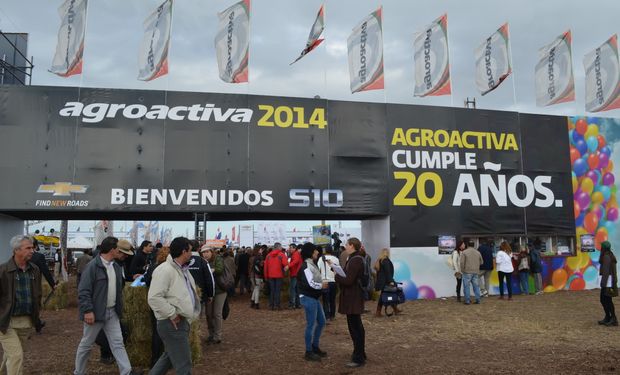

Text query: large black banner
(0, 86), (574, 246)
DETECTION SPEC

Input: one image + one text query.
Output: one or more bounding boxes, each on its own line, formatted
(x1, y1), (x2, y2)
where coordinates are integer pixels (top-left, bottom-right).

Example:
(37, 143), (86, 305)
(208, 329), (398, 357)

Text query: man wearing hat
(74, 237), (141, 375)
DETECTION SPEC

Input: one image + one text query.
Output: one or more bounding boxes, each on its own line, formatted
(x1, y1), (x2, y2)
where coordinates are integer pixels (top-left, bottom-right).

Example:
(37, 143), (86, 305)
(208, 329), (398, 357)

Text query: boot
(456, 295), (461, 302)
(605, 316), (618, 326)
(598, 317), (610, 325)
(375, 305), (382, 318)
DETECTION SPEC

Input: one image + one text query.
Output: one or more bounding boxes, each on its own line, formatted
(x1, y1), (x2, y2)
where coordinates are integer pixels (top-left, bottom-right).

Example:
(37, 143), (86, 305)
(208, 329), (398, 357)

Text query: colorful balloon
(575, 118), (588, 134)
(569, 277), (586, 291)
(552, 269), (568, 290)
(597, 135), (606, 149)
(600, 145), (611, 157)
(573, 201), (580, 218)
(592, 191), (604, 205)
(586, 136), (598, 153)
(575, 190), (590, 209)
(575, 139), (588, 155)
(580, 177), (594, 195)
(584, 124), (599, 139)
(575, 212), (585, 227)
(569, 147), (580, 165)
(599, 186), (611, 202)
(573, 158), (588, 176)
(604, 220), (616, 235)
(602, 173), (615, 186)
(584, 212), (599, 233)
(585, 170), (600, 184)
(607, 207), (619, 222)
(599, 153), (610, 169)
(587, 153), (600, 170)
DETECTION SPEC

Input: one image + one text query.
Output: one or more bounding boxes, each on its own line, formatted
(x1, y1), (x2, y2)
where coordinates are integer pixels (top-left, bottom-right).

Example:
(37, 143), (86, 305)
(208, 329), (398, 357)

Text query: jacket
(478, 244), (494, 271)
(78, 255), (124, 322)
(495, 251), (514, 273)
(188, 255), (215, 301)
(451, 251), (462, 273)
(297, 260), (323, 299)
(31, 251), (55, 288)
(529, 247), (543, 273)
(210, 255), (227, 295)
(600, 252), (618, 289)
(288, 250), (302, 277)
(0, 257), (42, 334)
(460, 247), (483, 274)
(335, 251), (365, 315)
(375, 257), (395, 291)
(264, 249), (289, 279)
(223, 255), (237, 281)
(318, 254), (339, 282)
(129, 250), (153, 278)
(148, 255), (201, 322)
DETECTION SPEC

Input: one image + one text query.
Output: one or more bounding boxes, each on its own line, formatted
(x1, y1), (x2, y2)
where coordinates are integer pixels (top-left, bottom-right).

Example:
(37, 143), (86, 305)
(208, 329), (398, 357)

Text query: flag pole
(506, 22), (518, 109)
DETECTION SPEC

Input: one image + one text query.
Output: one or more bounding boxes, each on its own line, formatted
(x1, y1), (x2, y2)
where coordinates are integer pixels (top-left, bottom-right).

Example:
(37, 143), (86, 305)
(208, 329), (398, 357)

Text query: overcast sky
(1, 0), (619, 117)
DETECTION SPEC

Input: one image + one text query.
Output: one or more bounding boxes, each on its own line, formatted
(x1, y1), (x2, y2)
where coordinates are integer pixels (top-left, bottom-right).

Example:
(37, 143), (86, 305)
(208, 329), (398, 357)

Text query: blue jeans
(462, 273), (481, 303)
(289, 277), (300, 307)
(519, 271), (530, 294)
(300, 296), (325, 352)
(269, 278), (283, 308)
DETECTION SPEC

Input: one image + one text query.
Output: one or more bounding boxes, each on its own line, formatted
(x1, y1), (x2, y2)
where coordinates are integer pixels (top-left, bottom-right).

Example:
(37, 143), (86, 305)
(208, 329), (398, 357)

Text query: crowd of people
(1, 233), (616, 374)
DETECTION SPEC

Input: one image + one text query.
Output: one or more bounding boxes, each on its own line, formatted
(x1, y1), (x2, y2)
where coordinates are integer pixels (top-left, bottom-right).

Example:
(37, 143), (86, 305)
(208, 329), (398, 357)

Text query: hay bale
(122, 286), (202, 368)
(123, 286), (152, 368)
(41, 281), (68, 310)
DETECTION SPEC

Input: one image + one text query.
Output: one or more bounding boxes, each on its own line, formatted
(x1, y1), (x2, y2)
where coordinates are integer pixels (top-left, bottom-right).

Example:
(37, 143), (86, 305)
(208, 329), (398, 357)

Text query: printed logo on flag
(347, 7), (384, 93)
(215, 0), (250, 83)
(584, 34), (620, 113)
(49, 0), (88, 77)
(535, 31), (575, 107)
(291, 4), (325, 65)
(137, 0), (173, 81)
(474, 23), (512, 96)
(414, 14), (451, 97)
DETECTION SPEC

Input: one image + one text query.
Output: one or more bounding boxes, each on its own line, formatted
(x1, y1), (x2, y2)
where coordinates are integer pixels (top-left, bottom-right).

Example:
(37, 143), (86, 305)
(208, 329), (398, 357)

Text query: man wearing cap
(74, 237), (140, 375)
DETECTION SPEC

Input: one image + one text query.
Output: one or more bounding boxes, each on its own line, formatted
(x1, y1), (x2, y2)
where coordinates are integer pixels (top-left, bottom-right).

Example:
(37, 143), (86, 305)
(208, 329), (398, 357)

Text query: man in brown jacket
(0, 235), (42, 375)
(334, 237), (366, 368)
(459, 239), (483, 305)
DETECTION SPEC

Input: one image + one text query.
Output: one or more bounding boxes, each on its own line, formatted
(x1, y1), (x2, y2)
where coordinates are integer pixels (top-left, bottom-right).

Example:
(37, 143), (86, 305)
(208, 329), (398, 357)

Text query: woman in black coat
(374, 248), (398, 317)
(599, 241), (618, 326)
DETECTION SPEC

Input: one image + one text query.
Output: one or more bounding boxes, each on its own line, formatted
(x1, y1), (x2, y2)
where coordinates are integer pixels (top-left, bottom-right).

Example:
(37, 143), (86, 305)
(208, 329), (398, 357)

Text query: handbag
(604, 287), (618, 298)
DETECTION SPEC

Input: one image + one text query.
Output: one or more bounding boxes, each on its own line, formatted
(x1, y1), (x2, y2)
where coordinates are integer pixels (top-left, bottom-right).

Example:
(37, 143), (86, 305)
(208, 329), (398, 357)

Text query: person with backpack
(264, 243), (289, 310)
(206, 248), (228, 344)
(359, 246), (374, 303)
(333, 237), (367, 368)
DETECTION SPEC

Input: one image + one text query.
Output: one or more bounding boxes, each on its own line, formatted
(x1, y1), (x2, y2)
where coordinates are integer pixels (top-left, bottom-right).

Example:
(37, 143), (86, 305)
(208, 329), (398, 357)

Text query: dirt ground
(5, 281), (620, 375)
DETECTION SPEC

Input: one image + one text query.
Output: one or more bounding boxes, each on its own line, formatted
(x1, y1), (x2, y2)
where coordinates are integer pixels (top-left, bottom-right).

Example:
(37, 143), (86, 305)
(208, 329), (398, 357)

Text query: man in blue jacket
(477, 239), (494, 297)
(73, 237), (141, 375)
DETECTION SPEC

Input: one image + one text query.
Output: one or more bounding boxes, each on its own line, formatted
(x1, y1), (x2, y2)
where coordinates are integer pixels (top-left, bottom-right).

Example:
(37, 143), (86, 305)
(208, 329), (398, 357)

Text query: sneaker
(312, 346), (328, 357)
(474, 300), (480, 304)
(100, 357), (115, 365)
(599, 318), (611, 325)
(536, 291), (544, 295)
(605, 318), (618, 327)
(304, 351), (322, 362)
(464, 301), (471, 305)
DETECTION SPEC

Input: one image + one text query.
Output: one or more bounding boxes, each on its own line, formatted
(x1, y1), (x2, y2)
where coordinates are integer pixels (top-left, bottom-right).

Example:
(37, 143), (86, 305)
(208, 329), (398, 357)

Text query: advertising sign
(580, 234), (595, 252)
(438, 235), (456, 254)
(312, 224), (331, 245)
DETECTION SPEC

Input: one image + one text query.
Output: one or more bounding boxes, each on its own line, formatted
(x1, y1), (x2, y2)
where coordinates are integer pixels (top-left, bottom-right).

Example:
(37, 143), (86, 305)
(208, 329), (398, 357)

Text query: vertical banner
(312, 225), (331, 245)
(583, 34), (620, 112)
(239, 224), (254, 247)
(49, 0), (88, 77)
(347, 7), (384, 93)
(291, 4), (325, 65)
(535, 30), (575, 107)
(215, 0), (250, 83)
(474, 23), (512, 96)
(413, 14), (451, 97)
(137, 0), (173, 81)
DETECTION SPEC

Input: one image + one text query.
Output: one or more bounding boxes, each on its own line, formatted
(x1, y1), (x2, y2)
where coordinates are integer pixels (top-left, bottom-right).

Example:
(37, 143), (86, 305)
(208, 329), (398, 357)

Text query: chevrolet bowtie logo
(37, 182), (88, 197)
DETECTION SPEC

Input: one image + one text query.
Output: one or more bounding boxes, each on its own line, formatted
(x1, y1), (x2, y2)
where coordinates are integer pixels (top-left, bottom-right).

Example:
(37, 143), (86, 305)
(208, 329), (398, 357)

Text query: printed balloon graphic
(568, 117), (618, 252)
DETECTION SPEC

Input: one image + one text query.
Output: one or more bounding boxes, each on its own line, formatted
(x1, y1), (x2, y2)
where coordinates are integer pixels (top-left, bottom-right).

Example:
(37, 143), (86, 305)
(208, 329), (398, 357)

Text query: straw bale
(41, 281), (68, 310)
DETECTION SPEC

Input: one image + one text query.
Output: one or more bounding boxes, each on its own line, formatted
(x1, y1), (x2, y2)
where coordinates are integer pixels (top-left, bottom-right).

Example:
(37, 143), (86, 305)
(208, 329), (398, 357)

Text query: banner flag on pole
(290, 4), (325, 65)
(584, 34), (620, 112)
(215, 0), (250, 83)
(535, 30), (575, 107)
(474, 23), (512, 96)
(49, 0), (88, 77)
(414, 14), (451, 97)
(137, 0), (173, 81)
(347, 7), (384, 93)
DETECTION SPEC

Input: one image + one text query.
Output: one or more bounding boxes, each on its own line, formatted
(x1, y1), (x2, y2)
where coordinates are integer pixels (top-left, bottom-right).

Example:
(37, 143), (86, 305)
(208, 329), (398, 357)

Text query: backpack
(352, 255), (373, 293)
(216, 257), (235, 291)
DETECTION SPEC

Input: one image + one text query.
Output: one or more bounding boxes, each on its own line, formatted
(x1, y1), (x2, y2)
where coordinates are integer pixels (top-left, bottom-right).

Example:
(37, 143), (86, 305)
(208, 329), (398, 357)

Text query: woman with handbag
(374, 248), (398, 317)
(598, 241), (618, 326)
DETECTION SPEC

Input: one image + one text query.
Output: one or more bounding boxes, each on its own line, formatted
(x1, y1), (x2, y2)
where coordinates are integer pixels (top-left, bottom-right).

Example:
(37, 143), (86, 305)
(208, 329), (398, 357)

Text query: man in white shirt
(318, 246), (340, 321)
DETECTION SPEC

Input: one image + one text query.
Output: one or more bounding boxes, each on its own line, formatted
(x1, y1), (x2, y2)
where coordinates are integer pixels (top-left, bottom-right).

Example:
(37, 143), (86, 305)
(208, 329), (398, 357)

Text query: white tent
(67, 236), (93, 249)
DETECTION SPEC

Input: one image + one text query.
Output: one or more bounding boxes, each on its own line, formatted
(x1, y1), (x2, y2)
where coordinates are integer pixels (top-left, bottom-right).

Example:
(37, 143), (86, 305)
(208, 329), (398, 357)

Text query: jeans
(478, 270), (492, 295)
(322, 282), (337, 318)
(346, 314), (366, 364)
(498, 271), (513, 298)
(0, 316), (32, 375)
(268, 278), (283, 308)
(74, 308), (132, 375)
(251, 277), (263, 304)
(289, 277), (300, 307)
(300, 296), (325, 352)
(462, 273), (481, 303)
(601, 288), (616, 320)
(150, 318), (191, 375)
(533, 272), (543, 293)
(206, 292), (226, 341)
(519, 271), (530, 294)
(150, 310), (164, 367)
